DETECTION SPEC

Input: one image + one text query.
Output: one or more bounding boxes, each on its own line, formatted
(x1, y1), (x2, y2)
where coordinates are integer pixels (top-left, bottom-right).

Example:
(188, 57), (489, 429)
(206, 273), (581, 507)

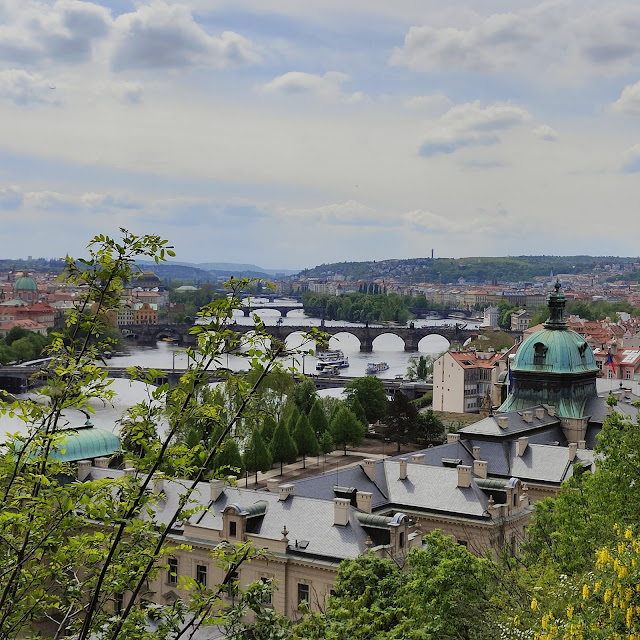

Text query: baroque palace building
(70, 282), (638, 620)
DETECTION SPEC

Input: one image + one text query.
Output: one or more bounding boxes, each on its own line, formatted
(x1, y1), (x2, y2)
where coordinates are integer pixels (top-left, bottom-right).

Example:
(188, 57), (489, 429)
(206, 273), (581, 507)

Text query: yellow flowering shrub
(534, 528), (640, 640)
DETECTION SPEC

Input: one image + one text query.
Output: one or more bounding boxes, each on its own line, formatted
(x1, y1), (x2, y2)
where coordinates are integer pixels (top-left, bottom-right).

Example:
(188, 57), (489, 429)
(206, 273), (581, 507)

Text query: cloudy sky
(1, 0), (640, 270)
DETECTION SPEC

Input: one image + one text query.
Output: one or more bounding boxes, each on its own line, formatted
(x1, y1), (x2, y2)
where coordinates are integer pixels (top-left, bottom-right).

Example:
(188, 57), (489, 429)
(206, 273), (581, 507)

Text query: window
(297, 583), (310, 606)
(229, 521), (237, 538)
(167, 558), (178, 585)
(399, 531), (405, 549)
(626, 370), (632, 380)
(608, 370), (613, 379)
(196, 564), (207, 587)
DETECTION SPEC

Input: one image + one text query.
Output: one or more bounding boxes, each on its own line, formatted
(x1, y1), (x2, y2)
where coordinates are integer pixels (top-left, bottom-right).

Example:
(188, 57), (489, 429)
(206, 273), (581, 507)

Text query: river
(0, 303), (482, 439)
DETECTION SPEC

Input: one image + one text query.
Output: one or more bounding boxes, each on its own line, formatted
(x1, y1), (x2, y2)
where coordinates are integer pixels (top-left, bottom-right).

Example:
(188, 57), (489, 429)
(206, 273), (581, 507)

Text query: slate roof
(289, 464), (388, 507)
(382, 461), (490, 520)
(459, 407), (560, 439)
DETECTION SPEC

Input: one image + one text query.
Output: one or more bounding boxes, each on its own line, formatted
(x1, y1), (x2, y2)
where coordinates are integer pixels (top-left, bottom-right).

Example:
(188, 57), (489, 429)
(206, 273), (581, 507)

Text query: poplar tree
(331, 406), (365, 455)
(261, 415), (277, 445)
(270, 419), (298, 475)
(244, 428), (272, 486)
(308, 399), (329, 438)
(294, 413), (318, 469)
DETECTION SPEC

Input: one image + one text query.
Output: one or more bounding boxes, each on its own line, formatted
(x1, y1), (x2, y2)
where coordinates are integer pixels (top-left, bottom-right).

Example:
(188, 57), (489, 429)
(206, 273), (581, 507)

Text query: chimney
(363, 458), (376, 482)
(517, 437), (528, 457)
(411, 453), (425, 464)
(474, 459), (488, 479)
(578, 440), (586, 450)
(152, 473), (164, 494)
(399, 458), (408, 480)
(123, 462), (136, 477)
(77, 460), (91, 482)
(497, 416), (508, 429)
(334, 497), (350, 526)
(94, 457), (109, 469)
(568, 443), (577, 462)
(210, 479), (225, 501)
(522, 410), (533, 423)
(267, 478), (280, 493)
(547, 405), (555, 417)
(625, 388), (632, 400)
(447, 433), (460, 443)
(457, 465), (471, 488)
(356, 491), (372, 514)
(279, 484), (294, 501)
(535, 407), (545, 420)
(472, 446), (481, 460)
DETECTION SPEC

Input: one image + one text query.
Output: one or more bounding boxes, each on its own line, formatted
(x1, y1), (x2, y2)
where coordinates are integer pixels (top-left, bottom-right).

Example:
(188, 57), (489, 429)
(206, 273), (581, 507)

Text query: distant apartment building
(511, 310), (533, 332)
(433, 350), (509, 413)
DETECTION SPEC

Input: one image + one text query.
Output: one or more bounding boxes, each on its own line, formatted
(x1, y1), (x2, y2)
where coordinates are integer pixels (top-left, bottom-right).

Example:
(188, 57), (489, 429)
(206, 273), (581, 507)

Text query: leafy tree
(346, 393), (368, 429)
(344, 376), (388, 423)
(244, 428), (272, 485)
(214, 436), (245, 478)
(9, 336), (37, 362)
(261, 414), (277, 445)
(293, 413), (318, 469)
(290, 378), (317, 415)
(5, 325), (32, 346)
(318, 430), (334, 460)
(308, 399), (329, 438)
(386, 390), (419, 452)
(405, 354), (433, 381)
(294, 531), (500, 639)
(331, 406), (365, 455)
(415, 409), (445, 445)
(270, 418), (298, 475)
(0, 230), (316, 640)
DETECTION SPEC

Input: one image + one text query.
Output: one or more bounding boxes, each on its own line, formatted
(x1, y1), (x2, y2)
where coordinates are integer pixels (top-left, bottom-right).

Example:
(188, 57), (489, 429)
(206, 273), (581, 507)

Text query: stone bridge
(120, 322), (476, 352)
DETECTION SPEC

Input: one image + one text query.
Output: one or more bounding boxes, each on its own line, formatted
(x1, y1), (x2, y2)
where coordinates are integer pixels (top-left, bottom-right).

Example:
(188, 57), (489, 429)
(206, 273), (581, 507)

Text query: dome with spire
(499, 281), (599, 418)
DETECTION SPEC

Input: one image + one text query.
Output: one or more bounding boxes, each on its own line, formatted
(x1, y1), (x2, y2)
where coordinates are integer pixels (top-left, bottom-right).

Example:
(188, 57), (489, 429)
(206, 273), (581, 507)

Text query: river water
(0, 302), (482, 439)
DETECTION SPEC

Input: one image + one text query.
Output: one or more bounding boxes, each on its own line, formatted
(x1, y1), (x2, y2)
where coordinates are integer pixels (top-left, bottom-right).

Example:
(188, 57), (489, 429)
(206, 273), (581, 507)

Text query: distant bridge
(119, 322), (476, 352)
(0, 365), (432, 399)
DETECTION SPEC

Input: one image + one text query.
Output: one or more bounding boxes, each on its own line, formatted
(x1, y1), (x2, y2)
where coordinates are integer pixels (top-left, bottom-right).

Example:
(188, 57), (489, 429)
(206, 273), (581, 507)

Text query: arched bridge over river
(120, 322), (477, 352)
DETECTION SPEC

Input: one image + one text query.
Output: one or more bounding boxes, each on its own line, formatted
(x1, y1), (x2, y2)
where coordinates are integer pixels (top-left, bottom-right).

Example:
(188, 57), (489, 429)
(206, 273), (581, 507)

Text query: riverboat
(366, 361), (389, 375)
(316, 349), (349, 370)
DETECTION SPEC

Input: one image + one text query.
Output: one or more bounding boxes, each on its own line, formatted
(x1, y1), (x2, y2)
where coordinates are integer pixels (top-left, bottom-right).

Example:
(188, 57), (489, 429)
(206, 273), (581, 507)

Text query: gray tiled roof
(289, 464), (388, 507)
(459, 407), (559, 438)
(382, 460), (489, 519)
(193, 486), (370, 561)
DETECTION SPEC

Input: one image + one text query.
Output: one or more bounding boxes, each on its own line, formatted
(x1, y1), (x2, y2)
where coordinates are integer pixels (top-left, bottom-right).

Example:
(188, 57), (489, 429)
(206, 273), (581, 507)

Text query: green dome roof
(49, 421), (120, 462)
(13, 276), (37, 291)
(513, 327), (599, 375)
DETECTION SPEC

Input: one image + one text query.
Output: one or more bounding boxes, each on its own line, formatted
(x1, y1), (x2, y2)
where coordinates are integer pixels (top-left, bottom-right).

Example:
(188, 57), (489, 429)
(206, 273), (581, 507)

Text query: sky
(1, 0), (640, 270)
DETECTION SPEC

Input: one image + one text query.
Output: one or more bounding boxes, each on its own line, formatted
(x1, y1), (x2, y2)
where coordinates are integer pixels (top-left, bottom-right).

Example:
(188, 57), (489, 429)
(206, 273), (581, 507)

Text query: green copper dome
(49, 420), (121, 462)
(512, 328), (598, 375)
(13, 276), (37, 291)
(499, 281), (599, 418)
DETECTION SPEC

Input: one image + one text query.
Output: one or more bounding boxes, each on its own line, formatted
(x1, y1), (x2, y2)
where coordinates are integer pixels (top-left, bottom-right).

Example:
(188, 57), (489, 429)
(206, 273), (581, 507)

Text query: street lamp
(172, 349), (185, 372)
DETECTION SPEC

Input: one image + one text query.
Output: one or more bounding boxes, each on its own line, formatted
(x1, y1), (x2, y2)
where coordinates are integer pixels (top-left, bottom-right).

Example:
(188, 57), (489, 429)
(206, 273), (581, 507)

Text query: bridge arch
(153, 327), (183, 343)
(371, 333), (406, 351)
(417, 333), (451, 354)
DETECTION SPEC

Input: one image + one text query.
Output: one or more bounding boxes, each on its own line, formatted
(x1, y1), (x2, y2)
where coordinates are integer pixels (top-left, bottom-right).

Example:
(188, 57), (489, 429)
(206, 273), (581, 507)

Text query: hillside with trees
(300, 255), (638, 284)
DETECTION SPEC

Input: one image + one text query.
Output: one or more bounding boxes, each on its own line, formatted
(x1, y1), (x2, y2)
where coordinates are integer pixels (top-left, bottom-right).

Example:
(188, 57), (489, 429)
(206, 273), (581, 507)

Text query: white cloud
(111, 3), (260, 71)
(0, 69), (58, 106)
(0, 0), (111, 67)
(260, 71), (366, 103)
(420, 101), (531, 157)
(391, 4), (640, 82)
(532, 124), (558, 141)
(401, 209), (466, 233)
(610, 81), (640, 116)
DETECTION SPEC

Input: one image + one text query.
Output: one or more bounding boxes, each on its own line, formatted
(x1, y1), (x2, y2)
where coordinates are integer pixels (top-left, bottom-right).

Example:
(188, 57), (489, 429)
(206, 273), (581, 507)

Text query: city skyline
(1, 1), (640, 269)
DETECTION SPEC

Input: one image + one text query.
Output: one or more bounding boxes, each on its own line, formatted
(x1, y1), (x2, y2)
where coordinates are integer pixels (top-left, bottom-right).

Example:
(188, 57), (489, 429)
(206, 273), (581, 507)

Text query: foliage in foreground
(0, 230), (319, 640)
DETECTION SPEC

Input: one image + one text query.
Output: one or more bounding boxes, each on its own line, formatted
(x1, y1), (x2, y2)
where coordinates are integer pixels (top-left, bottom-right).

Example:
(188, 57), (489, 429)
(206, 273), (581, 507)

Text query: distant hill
(299, 256), (640, 284)
(135, 260), (298, 283)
